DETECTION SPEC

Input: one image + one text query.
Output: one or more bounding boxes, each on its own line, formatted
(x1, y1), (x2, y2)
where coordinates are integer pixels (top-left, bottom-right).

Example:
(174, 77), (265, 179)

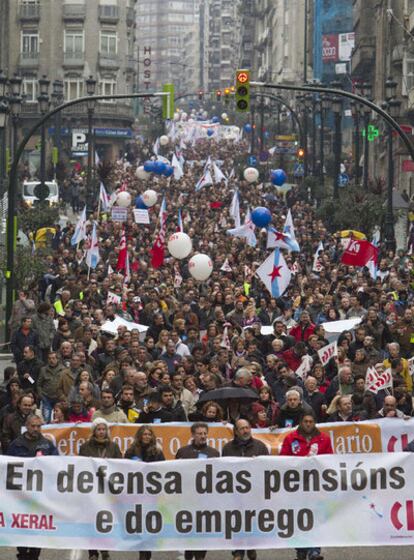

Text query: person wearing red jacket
(289, 311), (316, 342)
(280, 412), (333, 560)
(281, 342), (308, 372)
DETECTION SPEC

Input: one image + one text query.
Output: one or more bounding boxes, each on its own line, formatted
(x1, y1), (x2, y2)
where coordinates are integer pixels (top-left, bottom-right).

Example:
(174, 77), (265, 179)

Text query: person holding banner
(79, 418), (122, 560)
(8, 414), (58, 560)
(280, 412), (333, 560)
(175, 422), (220, 560)
(222, 419), (269, 560)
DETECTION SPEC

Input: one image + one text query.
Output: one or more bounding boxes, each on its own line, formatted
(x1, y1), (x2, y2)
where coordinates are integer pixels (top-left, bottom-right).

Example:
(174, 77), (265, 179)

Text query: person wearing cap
(79, 418), (122, 560)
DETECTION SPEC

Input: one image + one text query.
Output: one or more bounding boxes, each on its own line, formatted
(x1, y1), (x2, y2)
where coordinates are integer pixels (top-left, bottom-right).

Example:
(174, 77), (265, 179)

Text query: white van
(22, 181), (59, 206)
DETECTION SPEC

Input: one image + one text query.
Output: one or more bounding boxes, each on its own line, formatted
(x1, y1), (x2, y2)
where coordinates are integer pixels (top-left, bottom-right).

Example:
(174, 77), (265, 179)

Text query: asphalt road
(2, 547), (413, 560)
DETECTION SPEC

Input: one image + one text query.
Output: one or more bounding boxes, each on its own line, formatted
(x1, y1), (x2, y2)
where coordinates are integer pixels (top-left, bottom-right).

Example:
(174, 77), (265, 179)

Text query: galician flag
(85, 223), (100, 269)
(195, 168), (213, 192)
(283, 209), (297, 240)
(71, 206), (87, 246)
(312, 241), (324, 272)
(99, 182), (110, 212)
(267, 227), (299, 252)
(227, 208), (256, 247)
(256, 248), (292, 297)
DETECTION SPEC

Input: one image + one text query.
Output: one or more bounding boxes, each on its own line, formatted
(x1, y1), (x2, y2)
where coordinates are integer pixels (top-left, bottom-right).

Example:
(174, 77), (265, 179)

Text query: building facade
(136, 0), (201, 93)
(4, 0), (136, 163)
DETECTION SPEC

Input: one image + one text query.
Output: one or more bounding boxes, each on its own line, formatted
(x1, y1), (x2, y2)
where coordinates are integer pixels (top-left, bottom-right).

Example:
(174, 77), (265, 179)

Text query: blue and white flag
(227, 208), (256, 247)
(177, 208), (184, 232)
(172, 153), (184, 180)
(256, 248), (292, 297)
(85, 223), (100, 269)
(71, 206), (87, 246)
(283, 209), (297, 240)
(267, 227), (300, 252)
(99, 182), (110, 212)
(195, 168), (213, 192)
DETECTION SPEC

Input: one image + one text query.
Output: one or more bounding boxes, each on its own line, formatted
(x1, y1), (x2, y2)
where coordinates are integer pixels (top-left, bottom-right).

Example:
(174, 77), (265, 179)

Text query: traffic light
(297, 147), (305, 161)
(216, 90), (222, 101)
(224, 88), (230, 104)
(235, 69), (250, 112)
(198, 90), (203, 101)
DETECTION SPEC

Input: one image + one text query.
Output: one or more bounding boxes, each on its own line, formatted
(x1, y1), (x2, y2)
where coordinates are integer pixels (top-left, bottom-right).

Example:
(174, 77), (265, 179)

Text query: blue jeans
(41, 396), (58, 424)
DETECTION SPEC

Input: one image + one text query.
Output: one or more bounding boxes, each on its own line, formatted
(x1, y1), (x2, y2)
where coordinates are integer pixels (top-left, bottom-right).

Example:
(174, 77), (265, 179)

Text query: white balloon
(160, 135), (169, 146)
(168, 232), (193, 259)
(188, 253), (213, 281)
(243, 167), (259, 183)
(173, 113), (180, 121)
(142, 189), (158, 207)
(181, 112), (188, 119)
(116, 191), (132, 207)
(136, 166), (150, 180)
(221, 112), (228, 119)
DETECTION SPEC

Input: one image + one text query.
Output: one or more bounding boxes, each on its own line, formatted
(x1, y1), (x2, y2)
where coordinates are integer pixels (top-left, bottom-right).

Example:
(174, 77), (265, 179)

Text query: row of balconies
(18, 4), (135, 25)
(18, 51), (136, 72)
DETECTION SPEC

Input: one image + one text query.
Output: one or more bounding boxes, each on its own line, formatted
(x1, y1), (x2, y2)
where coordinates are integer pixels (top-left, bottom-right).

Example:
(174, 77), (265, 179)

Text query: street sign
(248, 155), (257, 167)
(259, 150), (269, 162)
(294, 163), (304, 177)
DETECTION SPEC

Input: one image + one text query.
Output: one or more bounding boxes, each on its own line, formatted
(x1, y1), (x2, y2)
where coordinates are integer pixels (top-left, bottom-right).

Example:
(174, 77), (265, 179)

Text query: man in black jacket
(176, 422), (220, 560)
(17, 346), (44, 392)
(136, 390), (174, 424)
(8, 414), (58, 560)
(222, 419), (269, 560)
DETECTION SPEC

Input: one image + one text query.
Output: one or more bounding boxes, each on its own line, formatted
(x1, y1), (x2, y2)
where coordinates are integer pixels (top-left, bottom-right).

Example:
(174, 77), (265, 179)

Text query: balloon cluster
(167, 232), (213, 281)
(142, 160), (174, 178)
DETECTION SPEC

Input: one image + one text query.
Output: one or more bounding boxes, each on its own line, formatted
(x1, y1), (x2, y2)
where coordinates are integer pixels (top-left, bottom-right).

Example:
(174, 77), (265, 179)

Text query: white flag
(172, 153), (184, 180)
(283, 209), (297, 241)
(195, 168), (213, 192)
(220, 258), (232, 272)
(107, 291), (122, 305)
(295, 355), (313, 379)
(99, 182), (110, 212)
(229, 190), (241, 228)
(227, 208), (256, 247)
(317, 340), (338, 366)
(153, 137), (160, 155)
(71, 206), (87, 246)
(213, 162), (227, 184)
(312, 241), (324, 272)
(85, 222), (100, 269)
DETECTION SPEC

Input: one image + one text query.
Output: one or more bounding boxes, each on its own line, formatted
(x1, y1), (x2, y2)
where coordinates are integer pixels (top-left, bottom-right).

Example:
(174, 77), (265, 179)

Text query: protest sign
(133, 209), (150, 224)
(111, 207), (128, 222)
(317, 341), (338, 366)
(0, 453), (413, 550)
(366, 366), (393, 394)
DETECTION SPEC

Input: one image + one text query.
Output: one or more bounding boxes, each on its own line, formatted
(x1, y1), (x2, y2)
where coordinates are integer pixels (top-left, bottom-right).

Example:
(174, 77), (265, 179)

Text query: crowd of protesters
(4, 132), (414, 559)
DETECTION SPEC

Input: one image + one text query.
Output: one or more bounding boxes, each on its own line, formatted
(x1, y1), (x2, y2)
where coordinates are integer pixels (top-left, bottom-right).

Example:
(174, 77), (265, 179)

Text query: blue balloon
(135, 195), (148, 210)
(153, 161), (167, 174)
(251, 207), (272, 228)
(162, 165), (174, 177)
(143, 160), (155, 172)
(207, 128), (214, 137)
(270, 168), (287, 187)
(244, 123), (252, 133)
(211, 116), (219, 123)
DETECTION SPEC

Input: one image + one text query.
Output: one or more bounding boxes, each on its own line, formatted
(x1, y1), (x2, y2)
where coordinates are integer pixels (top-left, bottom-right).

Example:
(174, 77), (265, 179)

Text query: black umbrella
(198, 386), (258, 404)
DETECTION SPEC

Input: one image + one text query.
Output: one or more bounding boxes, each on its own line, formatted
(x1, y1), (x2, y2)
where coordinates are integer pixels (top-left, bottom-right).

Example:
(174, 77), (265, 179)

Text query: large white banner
(0, 453), (414, 550)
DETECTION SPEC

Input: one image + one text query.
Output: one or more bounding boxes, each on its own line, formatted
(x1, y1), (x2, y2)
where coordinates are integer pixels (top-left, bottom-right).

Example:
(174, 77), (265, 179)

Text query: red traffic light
(297, 148), (305, 158)
(198, 90), (203, 100)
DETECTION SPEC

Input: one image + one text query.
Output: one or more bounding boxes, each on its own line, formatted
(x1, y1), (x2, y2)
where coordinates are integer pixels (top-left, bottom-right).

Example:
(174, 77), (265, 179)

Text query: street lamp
(320, 94), (330, 187)
(9, 74), (23, 160)
(303, 94), (313, 176)
(383, 76), (401, 253)
(350, 100), (361, 185)
(361, 82), (372, 192)
(85, 75), (96, 208)
(52, 79), (64, 159)
(37, 75), (50, 189)
(331, 93), (343, 200)
(0, 70), (8, 196)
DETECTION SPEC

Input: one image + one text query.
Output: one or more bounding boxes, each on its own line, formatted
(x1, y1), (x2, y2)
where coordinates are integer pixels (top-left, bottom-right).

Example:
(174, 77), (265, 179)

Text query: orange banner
(42, 421), (382, 460)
